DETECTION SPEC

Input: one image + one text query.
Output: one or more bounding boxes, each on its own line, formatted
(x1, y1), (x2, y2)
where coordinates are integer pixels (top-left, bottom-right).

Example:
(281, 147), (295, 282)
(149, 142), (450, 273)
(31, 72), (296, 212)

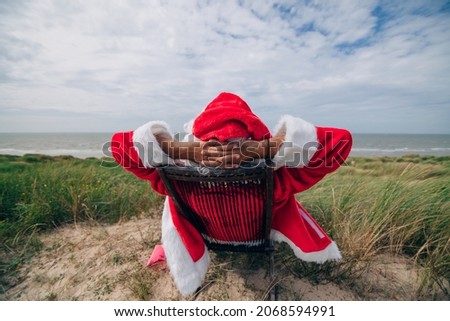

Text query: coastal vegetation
(0, 154), (449, 299)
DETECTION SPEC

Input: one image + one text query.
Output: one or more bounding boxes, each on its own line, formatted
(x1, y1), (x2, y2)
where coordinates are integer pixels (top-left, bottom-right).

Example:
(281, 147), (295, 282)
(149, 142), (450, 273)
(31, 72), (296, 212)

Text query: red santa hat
(192, 92), (271, 141)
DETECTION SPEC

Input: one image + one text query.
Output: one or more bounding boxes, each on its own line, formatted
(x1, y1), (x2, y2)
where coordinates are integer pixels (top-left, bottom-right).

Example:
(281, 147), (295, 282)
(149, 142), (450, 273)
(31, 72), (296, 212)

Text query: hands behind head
(195, 139), (265, 169)
(158, 135), (284, 169)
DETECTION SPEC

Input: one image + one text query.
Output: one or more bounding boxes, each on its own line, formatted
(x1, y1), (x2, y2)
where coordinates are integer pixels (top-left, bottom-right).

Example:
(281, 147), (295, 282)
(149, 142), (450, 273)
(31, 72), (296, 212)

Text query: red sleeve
(281, 127), (352, 195)
(110, 131), (168, 195)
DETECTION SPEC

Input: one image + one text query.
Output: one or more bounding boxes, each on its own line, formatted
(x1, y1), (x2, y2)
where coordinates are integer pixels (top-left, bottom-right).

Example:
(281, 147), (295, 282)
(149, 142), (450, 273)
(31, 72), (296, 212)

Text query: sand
(2, 214), (439, 301)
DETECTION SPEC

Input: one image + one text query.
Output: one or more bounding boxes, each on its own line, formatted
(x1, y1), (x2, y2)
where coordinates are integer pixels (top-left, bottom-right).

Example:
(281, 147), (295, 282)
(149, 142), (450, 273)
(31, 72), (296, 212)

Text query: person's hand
(195, 140), (241, 169)
(156, 138), (240, 168)
(223, 136), (285, 163)
(157, 135), (284, 169)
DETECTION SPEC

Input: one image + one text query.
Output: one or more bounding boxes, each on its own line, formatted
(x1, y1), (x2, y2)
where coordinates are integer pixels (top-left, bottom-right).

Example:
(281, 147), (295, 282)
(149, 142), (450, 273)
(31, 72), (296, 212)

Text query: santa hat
(192, 92), (271, 142)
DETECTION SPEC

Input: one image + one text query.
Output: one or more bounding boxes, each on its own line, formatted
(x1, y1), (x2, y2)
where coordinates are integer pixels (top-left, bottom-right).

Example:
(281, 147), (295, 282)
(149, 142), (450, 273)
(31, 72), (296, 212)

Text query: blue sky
(0, 0), (449, 134)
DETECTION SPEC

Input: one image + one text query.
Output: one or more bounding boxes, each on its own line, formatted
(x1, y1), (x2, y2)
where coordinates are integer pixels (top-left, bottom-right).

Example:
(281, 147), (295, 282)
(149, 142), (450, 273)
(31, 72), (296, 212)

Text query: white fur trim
(161, 198), (210, 296)
(132, 121), (175, 167)
(272, 115), (318, 168)
(270, 229), (342, 263)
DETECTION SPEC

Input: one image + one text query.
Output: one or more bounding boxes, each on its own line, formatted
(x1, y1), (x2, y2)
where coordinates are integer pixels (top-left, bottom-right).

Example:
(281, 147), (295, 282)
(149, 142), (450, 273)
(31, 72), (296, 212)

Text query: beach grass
(0, 154), (163, 293)
(0, 153), (449, 299)
(295, 154), (450, 298)
(0, 154), (162, 234)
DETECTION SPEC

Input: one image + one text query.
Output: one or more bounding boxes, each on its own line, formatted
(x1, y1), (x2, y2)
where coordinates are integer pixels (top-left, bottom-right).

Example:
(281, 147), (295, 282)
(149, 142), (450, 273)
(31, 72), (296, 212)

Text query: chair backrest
(157, 161), (274, 252)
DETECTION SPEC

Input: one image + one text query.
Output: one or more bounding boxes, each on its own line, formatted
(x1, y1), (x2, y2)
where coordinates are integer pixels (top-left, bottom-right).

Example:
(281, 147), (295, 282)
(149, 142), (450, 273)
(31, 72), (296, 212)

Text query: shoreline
(1, 132), (450, 159)
(1, 150), (450, 159)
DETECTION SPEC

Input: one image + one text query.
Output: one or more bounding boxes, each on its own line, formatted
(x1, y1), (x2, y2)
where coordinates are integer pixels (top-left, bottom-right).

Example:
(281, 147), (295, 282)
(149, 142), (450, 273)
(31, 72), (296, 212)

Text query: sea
(0, 132), (449, 159)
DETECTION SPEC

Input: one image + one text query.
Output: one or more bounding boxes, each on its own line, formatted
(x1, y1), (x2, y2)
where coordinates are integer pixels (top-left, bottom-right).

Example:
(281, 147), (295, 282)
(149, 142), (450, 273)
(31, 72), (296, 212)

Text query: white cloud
(0, 0), (449, 133)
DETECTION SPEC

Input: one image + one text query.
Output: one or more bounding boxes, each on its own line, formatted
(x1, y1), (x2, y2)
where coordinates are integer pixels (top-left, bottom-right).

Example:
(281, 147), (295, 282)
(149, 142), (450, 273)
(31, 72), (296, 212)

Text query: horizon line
(1, 131), (450, 136)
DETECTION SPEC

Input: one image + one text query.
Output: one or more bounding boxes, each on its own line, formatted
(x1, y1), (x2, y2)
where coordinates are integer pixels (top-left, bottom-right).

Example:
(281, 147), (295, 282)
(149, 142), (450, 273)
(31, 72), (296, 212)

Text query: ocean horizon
(0, 132), (449, 158)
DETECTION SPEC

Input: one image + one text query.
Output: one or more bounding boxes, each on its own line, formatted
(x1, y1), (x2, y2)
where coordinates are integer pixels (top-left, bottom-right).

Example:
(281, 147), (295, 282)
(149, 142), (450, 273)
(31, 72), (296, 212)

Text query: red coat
(111, 115), (352, 295)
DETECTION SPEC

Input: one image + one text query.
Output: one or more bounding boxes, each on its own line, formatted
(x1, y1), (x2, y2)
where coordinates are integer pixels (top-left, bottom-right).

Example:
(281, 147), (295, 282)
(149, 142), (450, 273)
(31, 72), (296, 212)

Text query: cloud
(0, 0), (449, 133)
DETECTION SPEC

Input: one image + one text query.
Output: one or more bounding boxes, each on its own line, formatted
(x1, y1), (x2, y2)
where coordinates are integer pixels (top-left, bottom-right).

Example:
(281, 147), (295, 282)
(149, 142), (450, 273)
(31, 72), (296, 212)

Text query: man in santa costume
(110, 92), (352, 296)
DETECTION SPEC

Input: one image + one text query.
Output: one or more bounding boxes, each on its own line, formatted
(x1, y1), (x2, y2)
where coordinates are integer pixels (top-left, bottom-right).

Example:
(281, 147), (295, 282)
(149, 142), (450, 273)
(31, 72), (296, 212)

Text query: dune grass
(0, 154), (162, 293)
(295, 155), (449, 298)
(0, 153), (449, 299)
(0, 154), (162, 236)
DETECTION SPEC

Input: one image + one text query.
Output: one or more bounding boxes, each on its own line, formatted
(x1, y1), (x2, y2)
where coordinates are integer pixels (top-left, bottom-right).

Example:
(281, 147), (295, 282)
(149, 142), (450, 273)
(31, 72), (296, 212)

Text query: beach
(1, 132), (450, 158)
(1, 153), (448, 301)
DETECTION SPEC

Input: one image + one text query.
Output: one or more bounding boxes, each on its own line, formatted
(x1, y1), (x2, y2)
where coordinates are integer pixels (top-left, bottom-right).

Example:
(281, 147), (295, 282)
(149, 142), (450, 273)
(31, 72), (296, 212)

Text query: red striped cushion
(174, 179), (266, 244)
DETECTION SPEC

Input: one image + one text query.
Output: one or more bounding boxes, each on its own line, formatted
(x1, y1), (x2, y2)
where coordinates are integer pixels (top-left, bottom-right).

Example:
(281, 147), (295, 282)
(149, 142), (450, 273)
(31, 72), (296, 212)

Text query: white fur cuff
(272, 115), (318, 168)
(132, 121), (175, 167)
(271, 229), (342, 263)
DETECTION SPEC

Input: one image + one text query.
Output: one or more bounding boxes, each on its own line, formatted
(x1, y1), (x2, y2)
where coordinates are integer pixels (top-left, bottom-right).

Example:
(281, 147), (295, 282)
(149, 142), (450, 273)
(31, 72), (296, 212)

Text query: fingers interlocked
(200, 140), (241, 169)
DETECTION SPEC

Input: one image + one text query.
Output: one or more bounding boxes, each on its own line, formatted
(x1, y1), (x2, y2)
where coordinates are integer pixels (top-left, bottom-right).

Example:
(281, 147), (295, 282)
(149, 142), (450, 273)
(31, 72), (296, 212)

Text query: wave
(350, 147), (450, 156)
(1, 132), (450, 158)
(0, 148), (105, 159)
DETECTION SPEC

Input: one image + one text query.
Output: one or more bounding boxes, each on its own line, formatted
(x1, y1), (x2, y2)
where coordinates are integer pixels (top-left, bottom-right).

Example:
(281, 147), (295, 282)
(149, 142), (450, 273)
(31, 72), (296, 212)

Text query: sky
(0, 0), (449, 134)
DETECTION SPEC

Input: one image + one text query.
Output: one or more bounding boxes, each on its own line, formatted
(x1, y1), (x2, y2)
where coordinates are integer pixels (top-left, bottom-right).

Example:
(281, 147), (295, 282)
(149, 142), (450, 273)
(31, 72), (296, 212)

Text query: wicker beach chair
(157, 161), (277, 300)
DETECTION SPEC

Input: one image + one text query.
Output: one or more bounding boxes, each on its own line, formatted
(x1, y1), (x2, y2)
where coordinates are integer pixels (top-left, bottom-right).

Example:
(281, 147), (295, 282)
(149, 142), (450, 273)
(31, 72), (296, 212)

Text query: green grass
(294, 155), (450, 298)
(0, 154), (163, 294)
(0, 154), (162, 236)
(0, 153), (449, 299)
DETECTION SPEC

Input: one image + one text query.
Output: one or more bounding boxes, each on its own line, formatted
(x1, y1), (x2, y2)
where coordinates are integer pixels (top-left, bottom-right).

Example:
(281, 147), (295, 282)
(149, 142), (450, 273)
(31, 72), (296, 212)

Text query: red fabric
(110, 131), (168, 195)
(269, 127), (352, 254)
(147, 244), (166, 267)
(277, 127), (353, 196)
(273, 200), (332, 252)
(175, 180), (265, 242)
(192, 92), (271, 142)
(168, 198), (206, 261)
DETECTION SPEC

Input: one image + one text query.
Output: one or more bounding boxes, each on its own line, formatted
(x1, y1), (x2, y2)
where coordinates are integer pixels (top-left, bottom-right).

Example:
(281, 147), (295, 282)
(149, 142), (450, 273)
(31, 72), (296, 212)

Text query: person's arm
(110, 130), (169, 195)
(270, 115), (352, 194)
(110, 120), (178, 194)
(156, 134), (241, 168)
(156, 133), (286, 168)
